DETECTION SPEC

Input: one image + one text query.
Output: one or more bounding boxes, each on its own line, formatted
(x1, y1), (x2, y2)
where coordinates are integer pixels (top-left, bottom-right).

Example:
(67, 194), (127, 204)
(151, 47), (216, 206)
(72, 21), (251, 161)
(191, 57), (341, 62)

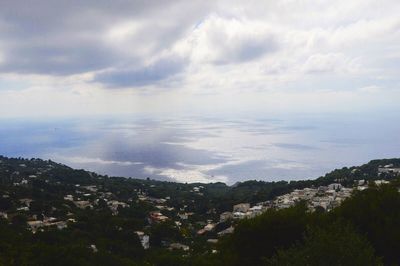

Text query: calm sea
(1, 113), (399, 184)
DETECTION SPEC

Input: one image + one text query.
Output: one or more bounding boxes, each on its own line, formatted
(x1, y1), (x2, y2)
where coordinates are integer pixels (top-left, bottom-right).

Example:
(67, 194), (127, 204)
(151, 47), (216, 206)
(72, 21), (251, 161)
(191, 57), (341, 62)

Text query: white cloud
(0, 0), (399, 117)
(175, 14), (277, 64)
(55, 156), (143, 166)
(302, 53), (354, 74)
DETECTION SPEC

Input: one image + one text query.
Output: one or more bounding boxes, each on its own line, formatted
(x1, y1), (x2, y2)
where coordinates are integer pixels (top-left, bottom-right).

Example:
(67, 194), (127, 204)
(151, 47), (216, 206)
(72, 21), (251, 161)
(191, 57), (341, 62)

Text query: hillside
(0, 155), (399, 265)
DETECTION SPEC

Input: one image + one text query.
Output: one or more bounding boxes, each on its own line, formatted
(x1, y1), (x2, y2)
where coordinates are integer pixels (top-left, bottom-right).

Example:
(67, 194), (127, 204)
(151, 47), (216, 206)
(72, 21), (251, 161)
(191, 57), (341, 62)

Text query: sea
(1, 112), (399, 184)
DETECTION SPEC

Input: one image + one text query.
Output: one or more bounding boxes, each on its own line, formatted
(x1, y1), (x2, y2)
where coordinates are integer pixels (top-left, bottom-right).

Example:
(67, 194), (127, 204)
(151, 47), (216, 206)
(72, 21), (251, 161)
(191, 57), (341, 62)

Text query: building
(0, 212), (8, 219)
(148, 211), (169, 223)
(27, 220), (44, 233)
(328, 183), (342, 190)
(375, 180), (390, 185)
(169, 243), (189, 251)
(135, 231), (150, 249)
(217, 226), (234, 236)
(64, 195), (74, 201)
(233, 203), (250, 213)
(207, 239), (218, 244)
(204, 223), (216, 231)
(220, 211), (233, 222)
(74, 200), (92, 209)
(378, 166), (400, 174)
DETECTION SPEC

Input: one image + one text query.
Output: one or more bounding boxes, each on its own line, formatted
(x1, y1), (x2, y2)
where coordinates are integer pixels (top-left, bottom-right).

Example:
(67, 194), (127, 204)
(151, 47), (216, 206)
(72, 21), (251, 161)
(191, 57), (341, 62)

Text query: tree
(266, 223), (382, 266)
(218, 202), (310, 266)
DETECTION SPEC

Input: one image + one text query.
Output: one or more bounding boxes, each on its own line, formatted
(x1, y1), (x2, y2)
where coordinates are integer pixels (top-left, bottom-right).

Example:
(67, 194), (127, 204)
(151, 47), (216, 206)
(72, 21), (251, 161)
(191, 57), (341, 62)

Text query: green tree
(266, 223), (382, 266)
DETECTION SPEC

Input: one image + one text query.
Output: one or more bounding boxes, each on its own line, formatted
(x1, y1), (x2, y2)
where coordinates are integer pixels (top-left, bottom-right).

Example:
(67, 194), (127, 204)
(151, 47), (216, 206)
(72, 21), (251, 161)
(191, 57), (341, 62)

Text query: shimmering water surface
(1, 113), (399, 184)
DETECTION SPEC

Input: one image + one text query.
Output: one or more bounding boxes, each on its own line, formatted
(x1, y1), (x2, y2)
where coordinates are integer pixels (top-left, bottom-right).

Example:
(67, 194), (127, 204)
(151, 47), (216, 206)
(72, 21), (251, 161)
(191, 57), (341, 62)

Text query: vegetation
(214, 184), (400, 265)
(0, 155), (399, 265)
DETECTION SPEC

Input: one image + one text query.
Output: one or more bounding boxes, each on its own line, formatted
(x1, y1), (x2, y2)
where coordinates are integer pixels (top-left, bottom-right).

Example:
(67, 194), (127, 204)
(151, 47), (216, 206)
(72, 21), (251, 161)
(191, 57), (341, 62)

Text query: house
(233, 212), (246, 219)
(317, 186), (329, 194)
(169, 243), (189, 251)
(375, 180), (390, 186)
(19, 198), (33, 207)
(357, 180), (366, 186)
(175, 221), (182, 227)
(148, 211), (169, 223)
(27, 220), (44, 233)
(135, 231), (150, 250)
(178, 212), (193, 220)
(357, 185), (368, 191)
(328, 183), (342, 190)
(74, 200), (92, 209)
(107, 200), (129, 215)
(82, 185), (98, 192)
(204, 223), (216, 231)
(249, 205), (263, 216)
(90, 244), (98, 253)
(146, 197), (167, 204)
(108, 200), (129, 212)
(0, 212), (8, 219)
(55, 221), (68, 230)
(64, 195), (74, 201)
(217, 226), (234, 236)
(178, 213), (188, 220)
(233, 203), (250, 213)
(197, 229), (207, 235)
(378, 165), (400, 174)
(220, 211), (233, 222)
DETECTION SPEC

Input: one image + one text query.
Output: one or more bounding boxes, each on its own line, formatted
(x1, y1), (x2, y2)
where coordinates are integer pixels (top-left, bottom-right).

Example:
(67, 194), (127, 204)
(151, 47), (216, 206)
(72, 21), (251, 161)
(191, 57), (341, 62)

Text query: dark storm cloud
(0, 42), (118, 75)
(0, 1), (285, 88)
(0, 0), (210, 76)
(0, 1), (141, 74)
(94, 56), (187, 87)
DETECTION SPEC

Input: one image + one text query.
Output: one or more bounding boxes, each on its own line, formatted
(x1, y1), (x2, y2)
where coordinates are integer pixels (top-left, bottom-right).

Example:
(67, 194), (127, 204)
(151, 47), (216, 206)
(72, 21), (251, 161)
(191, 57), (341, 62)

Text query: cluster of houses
(63, 185), (132, 216)
(193, 182), (361, 249)
(378, 164), (400, 175)
(218, 203), (262, 223)
(1, 172), (136, 234)
(5, 177), (395, 248)
(1, 157), (399, 253)
(27, 217), (70, 233)
(218, 178), (395, 226)
(272, 183), (354, 211)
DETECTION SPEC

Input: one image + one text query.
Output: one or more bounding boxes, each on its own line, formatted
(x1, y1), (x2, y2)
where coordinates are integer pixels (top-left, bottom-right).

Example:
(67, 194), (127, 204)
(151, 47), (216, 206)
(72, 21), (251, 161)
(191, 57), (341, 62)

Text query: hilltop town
(1, 155), (399, 257)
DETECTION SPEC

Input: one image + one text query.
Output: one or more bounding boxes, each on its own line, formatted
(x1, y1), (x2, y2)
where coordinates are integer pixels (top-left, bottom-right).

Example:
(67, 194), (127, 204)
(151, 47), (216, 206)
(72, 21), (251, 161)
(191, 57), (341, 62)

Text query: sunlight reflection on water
(0, 114), (399, 184)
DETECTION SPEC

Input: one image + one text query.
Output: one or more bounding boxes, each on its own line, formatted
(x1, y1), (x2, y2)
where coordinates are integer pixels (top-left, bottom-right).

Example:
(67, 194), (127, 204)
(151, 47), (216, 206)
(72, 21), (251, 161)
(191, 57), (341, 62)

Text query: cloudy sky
(0, 0), (399, 118)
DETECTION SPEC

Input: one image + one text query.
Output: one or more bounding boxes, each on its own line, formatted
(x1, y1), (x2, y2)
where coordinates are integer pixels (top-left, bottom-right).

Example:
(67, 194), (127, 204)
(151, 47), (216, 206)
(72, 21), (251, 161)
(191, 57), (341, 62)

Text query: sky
(0, 0), (399, 118)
